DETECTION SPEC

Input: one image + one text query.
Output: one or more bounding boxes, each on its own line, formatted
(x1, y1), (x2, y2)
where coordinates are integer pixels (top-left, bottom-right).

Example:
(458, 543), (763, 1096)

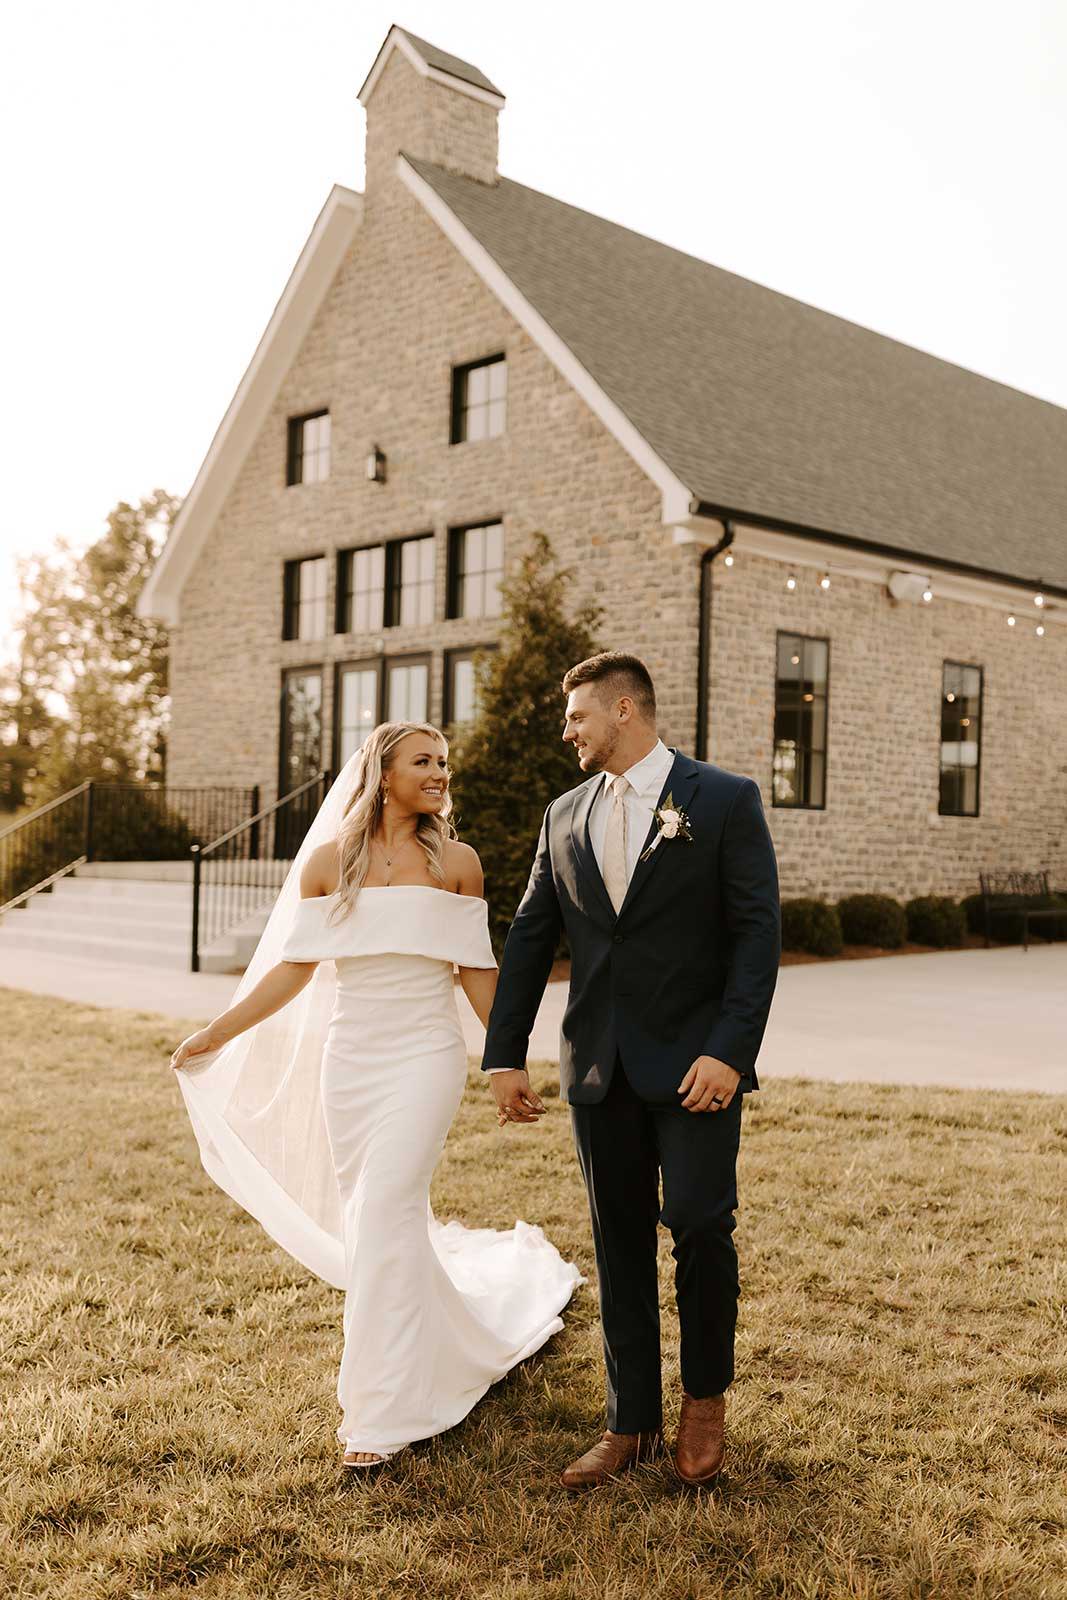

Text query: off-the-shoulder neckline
(301, 885), (487, 906)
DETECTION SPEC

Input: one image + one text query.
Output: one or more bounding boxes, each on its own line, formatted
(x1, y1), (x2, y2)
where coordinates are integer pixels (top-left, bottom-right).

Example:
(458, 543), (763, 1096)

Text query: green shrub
(837, 893), (907, 948)
(89, 796), (195, 862)
(905, 895), (967, 948)
(960, 892), (985, 935)
(781, 897), (844, 957)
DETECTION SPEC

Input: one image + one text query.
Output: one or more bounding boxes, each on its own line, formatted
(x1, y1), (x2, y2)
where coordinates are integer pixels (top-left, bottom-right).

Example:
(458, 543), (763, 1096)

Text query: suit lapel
(569, 775), (616, 922)
(617, 749), (700, 920)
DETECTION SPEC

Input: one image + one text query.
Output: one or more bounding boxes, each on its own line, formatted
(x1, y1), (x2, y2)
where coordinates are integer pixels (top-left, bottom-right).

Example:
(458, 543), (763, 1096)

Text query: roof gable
(403, 155), (1067, 598)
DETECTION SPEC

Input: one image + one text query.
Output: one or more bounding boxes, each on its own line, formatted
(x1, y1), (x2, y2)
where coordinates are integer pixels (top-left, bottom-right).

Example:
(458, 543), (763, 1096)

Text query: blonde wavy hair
(328, 721), (456, 924)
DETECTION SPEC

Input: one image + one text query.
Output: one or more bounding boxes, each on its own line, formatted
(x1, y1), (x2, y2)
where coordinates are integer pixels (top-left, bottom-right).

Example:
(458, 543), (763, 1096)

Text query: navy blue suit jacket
(481, 750), (782, 1104)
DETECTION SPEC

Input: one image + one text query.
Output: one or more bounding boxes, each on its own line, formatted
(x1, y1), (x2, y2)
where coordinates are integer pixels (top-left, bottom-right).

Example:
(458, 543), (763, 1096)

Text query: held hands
(490, 1069), (546, 1128)
(170, 1025), (229, 1073)
(678, 1055), (742, 1113)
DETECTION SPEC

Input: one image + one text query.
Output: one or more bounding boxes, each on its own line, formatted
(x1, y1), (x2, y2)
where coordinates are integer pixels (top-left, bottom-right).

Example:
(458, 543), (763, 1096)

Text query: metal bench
(978, 869), (1063, 952)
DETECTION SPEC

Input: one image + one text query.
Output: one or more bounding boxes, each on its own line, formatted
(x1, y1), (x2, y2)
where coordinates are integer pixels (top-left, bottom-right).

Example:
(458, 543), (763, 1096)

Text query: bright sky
(3, 0), (1065, 658)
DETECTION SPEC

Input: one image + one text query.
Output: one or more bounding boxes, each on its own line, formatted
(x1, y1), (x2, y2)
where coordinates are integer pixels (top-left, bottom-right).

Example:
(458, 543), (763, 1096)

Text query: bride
(169, 721), (582, 1468)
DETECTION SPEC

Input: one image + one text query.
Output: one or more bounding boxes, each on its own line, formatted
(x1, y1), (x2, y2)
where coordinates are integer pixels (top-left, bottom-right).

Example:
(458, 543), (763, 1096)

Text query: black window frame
(282, 554), (328, 642)
(335, 544), (387, 635)
(278, 665), (324, 799)
(384, 533), (435, 629)
(444, 644), (497, 729)
(938, 659), (983, 818)
(383, 651), (433, 724)
(771, 629), (830, 810)
(446, 520), (504, 620)
(332, 657), (383, 773)
(450, 353), (507, 445)
(286, 408), (331, 486)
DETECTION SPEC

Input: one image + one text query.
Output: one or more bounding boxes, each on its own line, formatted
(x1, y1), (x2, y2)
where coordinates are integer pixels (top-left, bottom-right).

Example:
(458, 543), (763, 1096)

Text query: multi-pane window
(335, 662), (380, 767)
(450, 355), (507, 443)
(385, 535), (435, 628)
(279, 669), (323, 794)
(337, 545), (386, 634)
(445, 646), (494, 728)
(386, 656), (430, 722)
(447, 522), (503, 619)
(286, 410), (331, 485)
(940, 661), (982, 816)
(772, 632), (829, 808)
(282, 556), (328, 641)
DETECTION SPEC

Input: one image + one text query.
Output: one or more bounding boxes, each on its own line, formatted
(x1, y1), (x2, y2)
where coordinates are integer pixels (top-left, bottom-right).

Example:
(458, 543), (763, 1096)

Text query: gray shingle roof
(408, 156), (1067, 595)
(395, 29), (503, 98)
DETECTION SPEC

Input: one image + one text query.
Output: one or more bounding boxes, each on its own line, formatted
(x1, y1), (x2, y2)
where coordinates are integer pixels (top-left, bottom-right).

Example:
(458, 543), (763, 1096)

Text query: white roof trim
(359, 27), (505, 110)
(137, 184), (363, 626)
(397, 154), (695, 528)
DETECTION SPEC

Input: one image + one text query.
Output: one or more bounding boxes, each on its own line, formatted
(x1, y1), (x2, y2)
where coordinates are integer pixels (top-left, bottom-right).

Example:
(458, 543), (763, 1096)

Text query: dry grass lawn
(1, 986), (1065, 1599)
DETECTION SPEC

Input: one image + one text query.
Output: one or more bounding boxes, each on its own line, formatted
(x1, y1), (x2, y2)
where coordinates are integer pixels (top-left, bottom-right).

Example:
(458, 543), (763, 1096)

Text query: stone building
(138, 25), (1067, 900)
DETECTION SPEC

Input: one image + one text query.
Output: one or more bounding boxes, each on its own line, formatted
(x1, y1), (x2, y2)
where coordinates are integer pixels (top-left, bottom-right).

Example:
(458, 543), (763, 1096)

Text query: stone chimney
(359, 26), (503, 193)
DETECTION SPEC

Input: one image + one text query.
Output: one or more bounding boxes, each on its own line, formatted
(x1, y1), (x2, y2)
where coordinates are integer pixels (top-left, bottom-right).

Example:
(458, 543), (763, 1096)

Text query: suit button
(613, 934), (624, 944)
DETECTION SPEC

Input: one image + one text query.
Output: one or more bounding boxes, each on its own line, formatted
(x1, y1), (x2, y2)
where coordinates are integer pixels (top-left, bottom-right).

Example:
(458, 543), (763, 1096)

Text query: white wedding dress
(177, 882), (582, 1460)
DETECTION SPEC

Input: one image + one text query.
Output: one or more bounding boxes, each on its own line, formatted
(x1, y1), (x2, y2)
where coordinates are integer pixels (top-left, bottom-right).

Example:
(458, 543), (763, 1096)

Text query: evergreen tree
(449, 532), (602, 951)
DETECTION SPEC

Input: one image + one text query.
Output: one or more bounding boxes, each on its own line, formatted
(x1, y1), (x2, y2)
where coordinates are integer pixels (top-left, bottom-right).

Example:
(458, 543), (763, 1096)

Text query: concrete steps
(0, 864), (281, 975)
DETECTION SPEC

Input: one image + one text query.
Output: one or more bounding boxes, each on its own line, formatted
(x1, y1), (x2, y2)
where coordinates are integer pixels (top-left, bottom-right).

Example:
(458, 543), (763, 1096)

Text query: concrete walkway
(2, 943), (1064, 1095)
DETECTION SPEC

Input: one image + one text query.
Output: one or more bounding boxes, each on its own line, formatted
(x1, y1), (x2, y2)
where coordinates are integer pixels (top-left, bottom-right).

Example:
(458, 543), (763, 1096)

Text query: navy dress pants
(570, 1054), (744, 1434)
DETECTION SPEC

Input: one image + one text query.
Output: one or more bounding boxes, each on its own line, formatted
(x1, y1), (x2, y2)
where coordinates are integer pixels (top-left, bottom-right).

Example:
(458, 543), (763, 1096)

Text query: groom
(483, 651), (781, 1490)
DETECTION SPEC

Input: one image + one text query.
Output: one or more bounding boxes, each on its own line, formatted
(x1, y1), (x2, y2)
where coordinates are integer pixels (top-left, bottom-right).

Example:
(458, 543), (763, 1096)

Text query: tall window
(337, 545), (386, 633)
(451, 355), (507, 443)
(279, 669), (322, 795)
(385, 535), (435, 627)
(447, 522), (503, 619)
(286, 410), (331, 484)
(772, 632), (829, 808)
(940, 661), (982, 816)
(335, 661), (380, 767)
(282, 556), (328, 641)
(386, 655), (430, 721)
(445, 646), (495, 728)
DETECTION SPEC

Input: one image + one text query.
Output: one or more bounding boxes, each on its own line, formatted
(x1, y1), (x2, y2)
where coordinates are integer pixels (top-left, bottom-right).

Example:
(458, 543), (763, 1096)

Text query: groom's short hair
(562, 652), (657, 720)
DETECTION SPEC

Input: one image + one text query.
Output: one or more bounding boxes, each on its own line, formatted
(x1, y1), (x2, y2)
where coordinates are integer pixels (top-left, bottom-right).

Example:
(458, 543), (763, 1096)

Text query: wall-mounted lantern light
(366, 445), (386, 484)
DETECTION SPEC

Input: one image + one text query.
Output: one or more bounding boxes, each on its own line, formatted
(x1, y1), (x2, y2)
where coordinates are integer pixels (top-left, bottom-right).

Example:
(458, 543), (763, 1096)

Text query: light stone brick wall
(168, 46), (700, 805)
(707, 545), (1067, 898)
(165, 43), (1067, 903)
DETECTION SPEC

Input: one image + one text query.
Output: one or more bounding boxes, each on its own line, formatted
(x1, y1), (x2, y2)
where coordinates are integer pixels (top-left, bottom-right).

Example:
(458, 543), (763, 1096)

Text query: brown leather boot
(673, 1390), (726, 1486)
(559, 1428), (664, 1491)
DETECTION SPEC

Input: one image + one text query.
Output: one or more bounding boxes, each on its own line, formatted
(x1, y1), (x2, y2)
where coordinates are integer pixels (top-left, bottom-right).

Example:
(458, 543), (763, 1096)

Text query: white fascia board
(397, 154), (694, 527)
(359, 28), (505, 110)
(725, 521), (1067, 626)
(138, 185), (363, 626)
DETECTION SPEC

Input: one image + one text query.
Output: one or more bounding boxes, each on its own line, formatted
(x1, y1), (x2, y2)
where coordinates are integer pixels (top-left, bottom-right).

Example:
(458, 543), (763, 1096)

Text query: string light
(786, 573), (797, 591)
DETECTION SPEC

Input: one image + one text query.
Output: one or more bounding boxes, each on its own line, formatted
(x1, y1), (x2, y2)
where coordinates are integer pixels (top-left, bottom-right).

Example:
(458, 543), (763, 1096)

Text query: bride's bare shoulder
(299, 838), (342, 898)
(444, 838), (483, 897)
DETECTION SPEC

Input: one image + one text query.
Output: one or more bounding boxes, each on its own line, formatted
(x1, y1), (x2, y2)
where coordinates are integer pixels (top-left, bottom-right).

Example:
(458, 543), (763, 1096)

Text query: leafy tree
(0, 491), (178, 810)
(449, 531), (601, 951)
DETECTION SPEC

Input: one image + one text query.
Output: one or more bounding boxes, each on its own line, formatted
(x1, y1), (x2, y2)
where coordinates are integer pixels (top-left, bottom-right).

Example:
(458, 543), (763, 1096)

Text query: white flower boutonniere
(639, 791), (694, 863)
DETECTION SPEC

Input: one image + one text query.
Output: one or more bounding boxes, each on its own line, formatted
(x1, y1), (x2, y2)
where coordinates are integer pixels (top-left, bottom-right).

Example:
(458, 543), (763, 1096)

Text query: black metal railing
(0, 782), (259, 915)
(191, 771), (328, 972)
(0, 783), (91, 912)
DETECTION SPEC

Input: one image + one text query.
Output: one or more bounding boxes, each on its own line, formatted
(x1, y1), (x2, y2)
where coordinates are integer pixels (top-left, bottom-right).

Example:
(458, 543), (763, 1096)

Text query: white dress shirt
(487, 739), (675, 1073)
(588, 738), (675, 887)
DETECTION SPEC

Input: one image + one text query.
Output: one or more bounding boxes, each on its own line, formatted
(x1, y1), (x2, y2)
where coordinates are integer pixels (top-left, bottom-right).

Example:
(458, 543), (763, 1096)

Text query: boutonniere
(639, 792), (694, 862)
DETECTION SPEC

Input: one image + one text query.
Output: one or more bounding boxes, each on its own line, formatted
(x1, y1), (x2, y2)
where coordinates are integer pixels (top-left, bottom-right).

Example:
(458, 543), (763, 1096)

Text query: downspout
(695, 519), (735, 761)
